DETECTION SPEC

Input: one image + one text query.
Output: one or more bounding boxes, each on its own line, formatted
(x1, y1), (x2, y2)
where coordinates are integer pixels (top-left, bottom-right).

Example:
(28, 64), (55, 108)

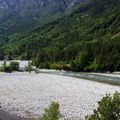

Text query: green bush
(3, 65), (13, 73)
(39, 102), (61, 120)
(85, 92), (120, 120)
(10, 61), (20, 71)
(50, 63), (70, 70)
(0, 65), (12, 73)
(0, 61), (20, 72)
(0, 61), (13, 73)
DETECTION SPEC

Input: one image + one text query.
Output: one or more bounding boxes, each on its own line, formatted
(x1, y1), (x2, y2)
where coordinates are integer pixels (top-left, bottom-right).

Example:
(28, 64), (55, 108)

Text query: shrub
(0, 61), (13, 73)
(39, 102), (61, 120)
(3, 65), (13, 73)
(0, 66), (11, 73)
(50, 63), (70, 70)
(10, 61), (20, 71)
(39, 62), (50, 69)
(85, 92), (120, 120)
(0, 61), (20, 72)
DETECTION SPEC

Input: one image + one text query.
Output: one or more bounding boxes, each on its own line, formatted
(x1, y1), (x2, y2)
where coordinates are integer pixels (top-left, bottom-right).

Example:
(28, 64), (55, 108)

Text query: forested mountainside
(1, 0), (120, 72)
(0, 0), (88, 35)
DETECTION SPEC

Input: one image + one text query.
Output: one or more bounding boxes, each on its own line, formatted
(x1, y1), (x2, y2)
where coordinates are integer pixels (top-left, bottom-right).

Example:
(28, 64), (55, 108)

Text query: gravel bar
(0, 72), (120, 120)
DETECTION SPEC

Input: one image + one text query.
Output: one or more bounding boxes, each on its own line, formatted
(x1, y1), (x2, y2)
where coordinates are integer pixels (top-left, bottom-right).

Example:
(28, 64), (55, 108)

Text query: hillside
(1, 0), (120, 72)
(0, 0), (89, 46)
(0, 0), (88, 34)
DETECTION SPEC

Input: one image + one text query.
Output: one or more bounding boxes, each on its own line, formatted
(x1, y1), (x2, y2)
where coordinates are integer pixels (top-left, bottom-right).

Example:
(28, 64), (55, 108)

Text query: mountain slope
(2, 0), (120, 72)
(0, 0), (88, 34)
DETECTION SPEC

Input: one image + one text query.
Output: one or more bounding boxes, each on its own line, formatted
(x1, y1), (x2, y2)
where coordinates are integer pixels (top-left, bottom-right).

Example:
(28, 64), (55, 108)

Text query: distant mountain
(0, 0), (88, 33)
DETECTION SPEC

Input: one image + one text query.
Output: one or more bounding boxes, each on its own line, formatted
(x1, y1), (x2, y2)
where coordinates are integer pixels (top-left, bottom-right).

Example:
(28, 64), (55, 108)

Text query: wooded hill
(1, 0), (120, 72)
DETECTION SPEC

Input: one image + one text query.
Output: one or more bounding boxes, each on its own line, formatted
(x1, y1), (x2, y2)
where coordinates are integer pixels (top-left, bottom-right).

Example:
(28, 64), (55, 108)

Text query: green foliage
(0, 61), (13, 73)
(85, 92), (120, 120)
(0, 48), (4, 60)
(39, 102), (61, 120)
(0, 61), (20, 72)
(0, 27), (8, 46)
(10, 61), (20, 71)
(50, 63), (70, 70)
(1, 0), (120, 72)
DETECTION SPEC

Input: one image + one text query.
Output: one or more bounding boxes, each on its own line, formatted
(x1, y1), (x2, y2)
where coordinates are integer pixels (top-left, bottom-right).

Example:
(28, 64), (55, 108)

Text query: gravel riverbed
(0, 72), (120, 120)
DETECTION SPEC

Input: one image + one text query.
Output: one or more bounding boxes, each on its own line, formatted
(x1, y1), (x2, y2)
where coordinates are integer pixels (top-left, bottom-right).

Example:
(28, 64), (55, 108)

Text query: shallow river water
(39, 70), (120, 86)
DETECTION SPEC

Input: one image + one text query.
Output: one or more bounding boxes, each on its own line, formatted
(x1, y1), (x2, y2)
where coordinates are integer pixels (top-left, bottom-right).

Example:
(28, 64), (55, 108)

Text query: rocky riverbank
(0, 72), (120, 119)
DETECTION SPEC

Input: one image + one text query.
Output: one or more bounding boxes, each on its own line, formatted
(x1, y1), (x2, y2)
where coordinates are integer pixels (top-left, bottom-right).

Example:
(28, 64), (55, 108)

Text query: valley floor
(0, 72), (120, 120)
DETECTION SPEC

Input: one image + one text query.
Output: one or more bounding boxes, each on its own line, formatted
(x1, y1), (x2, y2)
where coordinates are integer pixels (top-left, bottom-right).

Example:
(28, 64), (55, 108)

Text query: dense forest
(0, 0), (120, 72)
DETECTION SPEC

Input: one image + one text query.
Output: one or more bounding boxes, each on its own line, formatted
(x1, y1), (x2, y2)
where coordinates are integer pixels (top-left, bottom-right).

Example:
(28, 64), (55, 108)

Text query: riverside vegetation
(0, 61), (19, 72)
(0, 61), (33, 72)
(0, 0), (120, 72)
